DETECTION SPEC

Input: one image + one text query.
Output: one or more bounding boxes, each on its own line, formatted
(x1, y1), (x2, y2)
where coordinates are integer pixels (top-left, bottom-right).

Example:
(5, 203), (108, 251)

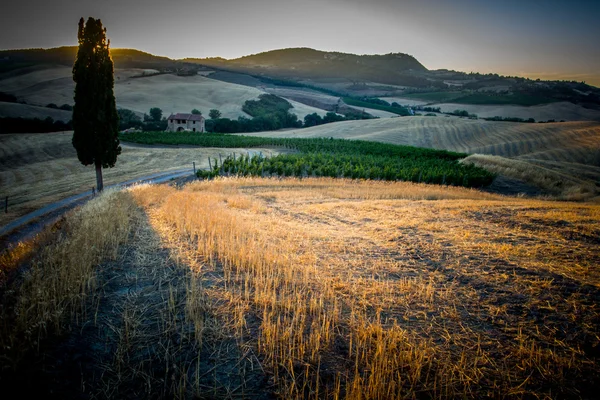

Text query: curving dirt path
(0, 169), (193, 248)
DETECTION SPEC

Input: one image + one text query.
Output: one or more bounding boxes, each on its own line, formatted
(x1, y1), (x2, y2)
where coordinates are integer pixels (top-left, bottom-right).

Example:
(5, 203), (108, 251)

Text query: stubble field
(0, 132), (279, 227)
(1, 177), (599, 398)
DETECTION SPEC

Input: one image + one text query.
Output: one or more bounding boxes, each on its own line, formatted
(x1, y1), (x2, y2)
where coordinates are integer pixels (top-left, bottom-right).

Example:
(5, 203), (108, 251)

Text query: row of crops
(120, 132), (495, 187)
(198, 153), (494, 187)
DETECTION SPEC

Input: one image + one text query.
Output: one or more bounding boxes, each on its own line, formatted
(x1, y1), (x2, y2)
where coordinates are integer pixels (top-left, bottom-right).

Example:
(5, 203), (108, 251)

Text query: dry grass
(462, 154), (600, 201)
(1, 177), (599, 397)
(0, 189), (137, 367)
(0, 101), (72, 121)
(0, 65), (327, 120)
(122, 177), (600, 398)
(0, 131), (280, 227)
(435, 101), (600, 122)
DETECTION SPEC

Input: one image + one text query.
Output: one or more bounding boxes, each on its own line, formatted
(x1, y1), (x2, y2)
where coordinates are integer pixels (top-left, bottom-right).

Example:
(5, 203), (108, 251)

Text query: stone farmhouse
(166, 113), (205, 132)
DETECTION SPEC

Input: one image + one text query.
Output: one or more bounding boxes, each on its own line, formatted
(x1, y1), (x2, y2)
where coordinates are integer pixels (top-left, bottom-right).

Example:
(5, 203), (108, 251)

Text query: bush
(0, 117), (73, 133)
(0, 92), (18, 103)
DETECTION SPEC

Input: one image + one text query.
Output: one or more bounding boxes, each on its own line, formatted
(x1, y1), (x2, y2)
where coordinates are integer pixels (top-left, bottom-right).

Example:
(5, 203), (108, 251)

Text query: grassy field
(120, 131), (495, 187)
(0, 132), (281, 227)
(2, 114), (599, 230)
(435, 101), (600, 122)
(0, 65), (329, 120)
(1, 178), (599, 398)
(452, 92), (556, 106)
(397, 91), (560, 107)
(0, 101), (72, 122)
(240, 117), (600, 200)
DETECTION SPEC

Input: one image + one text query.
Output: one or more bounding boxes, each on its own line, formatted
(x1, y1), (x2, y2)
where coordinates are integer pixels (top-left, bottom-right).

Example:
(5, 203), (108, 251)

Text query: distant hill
(1, 46), (599, 109)
(185, 47), (435, 88)
(0, 47), (180, 73)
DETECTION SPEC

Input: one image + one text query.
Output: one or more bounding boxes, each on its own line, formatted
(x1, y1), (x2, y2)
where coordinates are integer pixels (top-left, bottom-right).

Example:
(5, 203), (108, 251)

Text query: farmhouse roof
(168, 113), (204, 121)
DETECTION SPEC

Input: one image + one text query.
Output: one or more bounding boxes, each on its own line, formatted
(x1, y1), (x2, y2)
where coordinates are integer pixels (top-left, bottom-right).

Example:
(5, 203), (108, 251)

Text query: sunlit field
(0, 132), (280, 227)
(1, 177), (599, 398)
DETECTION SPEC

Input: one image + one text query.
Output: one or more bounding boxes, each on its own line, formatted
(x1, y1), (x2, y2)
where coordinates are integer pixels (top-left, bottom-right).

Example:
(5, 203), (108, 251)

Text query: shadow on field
(0, 198), (273, 399)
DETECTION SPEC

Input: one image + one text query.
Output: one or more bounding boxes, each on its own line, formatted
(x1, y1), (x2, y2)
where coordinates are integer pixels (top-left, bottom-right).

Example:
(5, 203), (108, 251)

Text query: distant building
(166, 113), (205, 132)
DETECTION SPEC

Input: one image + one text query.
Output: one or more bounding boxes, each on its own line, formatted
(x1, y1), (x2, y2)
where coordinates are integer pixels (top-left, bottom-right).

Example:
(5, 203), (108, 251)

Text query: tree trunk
(95, 161), (104, 192)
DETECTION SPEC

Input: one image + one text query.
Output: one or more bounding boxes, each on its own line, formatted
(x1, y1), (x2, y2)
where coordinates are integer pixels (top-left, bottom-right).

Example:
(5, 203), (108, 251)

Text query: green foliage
(45, 102), (73, 111)
(242, 94), (293, 117)
(0, 92), (18, 103)
(0, 117), (73, 133)
(120, 131), (494, 188)
(209, 109), (221, 119)
(191, 109), (202, 115)
(118, 109), (143, 130)
(72, 17), (121, 170)
(209, 152), (493, 187)
(342, 97), (411, 116)
(401, 92), (465, 102)
(303, 112), (352, 127)
(237, 94), (302, 131)
(149, 107), (163, 121)
(303, 113), (323, 127)
(451, 109), (470, 117)
(483, 116), (536, 123)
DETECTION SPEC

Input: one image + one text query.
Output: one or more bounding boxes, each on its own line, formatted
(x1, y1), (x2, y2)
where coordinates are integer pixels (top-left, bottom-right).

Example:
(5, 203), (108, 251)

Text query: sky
(1, 0), (599, 86)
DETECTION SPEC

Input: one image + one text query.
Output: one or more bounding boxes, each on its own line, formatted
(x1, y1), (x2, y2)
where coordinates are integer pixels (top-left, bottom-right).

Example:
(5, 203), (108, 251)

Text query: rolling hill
(0, 65), (329, 120)
(186, 48), (431, 87)
(241, 117), (600, 199)
(0, 47), (178, 73)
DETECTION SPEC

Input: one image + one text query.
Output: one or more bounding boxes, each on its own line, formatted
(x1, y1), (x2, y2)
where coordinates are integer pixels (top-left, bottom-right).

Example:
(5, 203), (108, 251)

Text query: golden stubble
(129, 177), (600, 399)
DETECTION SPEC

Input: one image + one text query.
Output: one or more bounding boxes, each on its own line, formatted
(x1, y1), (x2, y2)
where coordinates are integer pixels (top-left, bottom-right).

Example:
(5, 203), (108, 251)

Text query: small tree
(72, 17), (120, 192)
(149, 107), (163, 121)
(209, 109), (221, 119)
(191, 109), (202, 115)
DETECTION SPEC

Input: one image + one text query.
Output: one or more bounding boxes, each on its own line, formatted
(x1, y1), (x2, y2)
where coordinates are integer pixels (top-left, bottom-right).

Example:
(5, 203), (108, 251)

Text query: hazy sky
(1, 0), (599, 86)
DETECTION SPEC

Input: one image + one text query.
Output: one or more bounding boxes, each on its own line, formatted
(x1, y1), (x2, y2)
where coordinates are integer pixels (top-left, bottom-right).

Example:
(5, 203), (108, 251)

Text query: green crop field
(120, 131), (495, 187)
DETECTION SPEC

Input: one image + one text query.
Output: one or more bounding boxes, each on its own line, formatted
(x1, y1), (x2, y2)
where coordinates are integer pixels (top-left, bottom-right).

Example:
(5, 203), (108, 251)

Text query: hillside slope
(188, 47), (432, 87)
(0, 66), (329, 120)
(242, 117), (600, 198)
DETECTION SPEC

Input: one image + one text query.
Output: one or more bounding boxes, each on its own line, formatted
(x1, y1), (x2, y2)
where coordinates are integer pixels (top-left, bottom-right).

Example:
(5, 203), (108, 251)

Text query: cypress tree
(72, 17), (120, 192)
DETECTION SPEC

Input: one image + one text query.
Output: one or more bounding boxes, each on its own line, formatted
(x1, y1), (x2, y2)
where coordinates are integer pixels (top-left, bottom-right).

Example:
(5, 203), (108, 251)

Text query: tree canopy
(149, 107), (163, 121)
(72, 17), (120, 191)
(209, 109), (222, 119)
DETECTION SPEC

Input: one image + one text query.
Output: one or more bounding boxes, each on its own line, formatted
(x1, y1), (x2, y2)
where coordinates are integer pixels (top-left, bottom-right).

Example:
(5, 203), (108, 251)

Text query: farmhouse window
(193, 121), (195, 124)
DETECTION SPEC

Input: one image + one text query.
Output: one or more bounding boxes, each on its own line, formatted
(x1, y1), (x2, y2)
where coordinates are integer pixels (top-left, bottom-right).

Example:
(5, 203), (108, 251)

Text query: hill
(0, 47), (179, 73)
(186, 47), (434, 88)
(241, 117), (600, 199)
(0, 65), (328, 120)
(2, 46), (600, 115)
